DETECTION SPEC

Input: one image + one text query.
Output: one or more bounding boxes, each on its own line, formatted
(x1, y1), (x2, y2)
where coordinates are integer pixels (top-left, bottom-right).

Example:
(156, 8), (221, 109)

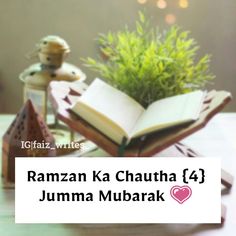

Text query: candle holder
(19, 36), (86, 154)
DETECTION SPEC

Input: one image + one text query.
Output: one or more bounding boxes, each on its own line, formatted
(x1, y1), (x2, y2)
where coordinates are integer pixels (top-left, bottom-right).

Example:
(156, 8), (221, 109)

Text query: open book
(71, 78), (205, 145)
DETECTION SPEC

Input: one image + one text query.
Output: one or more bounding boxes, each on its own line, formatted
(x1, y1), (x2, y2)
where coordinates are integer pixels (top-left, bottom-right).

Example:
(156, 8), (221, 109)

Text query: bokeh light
(179, 0), (189, 9)
(165, 14), (176, 25)
(137, 0), (147, 5)
(156, 0), (167, 9)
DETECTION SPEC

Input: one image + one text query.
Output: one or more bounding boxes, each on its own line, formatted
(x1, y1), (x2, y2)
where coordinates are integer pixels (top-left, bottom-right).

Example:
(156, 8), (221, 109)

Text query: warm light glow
(137, 0), (147, 4)
(165, 14), (176, 25)
(179, 0), (189, 8)
(156, 0), (167, 9)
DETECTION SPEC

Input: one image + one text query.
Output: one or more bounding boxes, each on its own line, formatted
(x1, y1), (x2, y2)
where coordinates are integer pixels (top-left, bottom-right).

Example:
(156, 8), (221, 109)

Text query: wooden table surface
(0, 114), (235, 236)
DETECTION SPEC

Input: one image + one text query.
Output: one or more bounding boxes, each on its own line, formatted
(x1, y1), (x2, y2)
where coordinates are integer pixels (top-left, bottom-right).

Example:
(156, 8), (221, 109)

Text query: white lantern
(19, 35), (86, 121)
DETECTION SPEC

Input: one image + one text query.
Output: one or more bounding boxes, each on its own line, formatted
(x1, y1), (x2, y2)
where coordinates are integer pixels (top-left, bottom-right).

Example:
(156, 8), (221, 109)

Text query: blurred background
(0, 0), (235, 113)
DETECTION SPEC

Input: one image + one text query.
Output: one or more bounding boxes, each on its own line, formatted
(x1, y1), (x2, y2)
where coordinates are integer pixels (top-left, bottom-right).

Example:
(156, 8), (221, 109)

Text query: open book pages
(130, 90), (204, 138)
(71, 78), (205, 145)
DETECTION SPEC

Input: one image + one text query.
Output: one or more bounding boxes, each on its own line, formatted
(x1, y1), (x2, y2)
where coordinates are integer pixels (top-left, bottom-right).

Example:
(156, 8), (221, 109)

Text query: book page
(72, 78), (145, 144)
(131, 91), (204, 138)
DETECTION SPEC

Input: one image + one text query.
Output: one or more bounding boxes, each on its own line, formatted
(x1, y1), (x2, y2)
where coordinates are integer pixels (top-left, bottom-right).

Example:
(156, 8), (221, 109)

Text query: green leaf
(139, 11), (145, 23)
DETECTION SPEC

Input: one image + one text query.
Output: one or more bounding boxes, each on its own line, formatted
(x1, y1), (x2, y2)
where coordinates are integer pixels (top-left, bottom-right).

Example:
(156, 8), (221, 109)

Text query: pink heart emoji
(170, 185), (192, 204)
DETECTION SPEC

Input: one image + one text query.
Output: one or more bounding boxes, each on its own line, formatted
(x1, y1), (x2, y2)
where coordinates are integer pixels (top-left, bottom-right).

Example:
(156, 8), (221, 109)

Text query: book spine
(117, 137), (128, 157)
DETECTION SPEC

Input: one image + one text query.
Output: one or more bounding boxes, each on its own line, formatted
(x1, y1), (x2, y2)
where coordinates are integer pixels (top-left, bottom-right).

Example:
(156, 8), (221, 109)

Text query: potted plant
(83, 12), (214, 108)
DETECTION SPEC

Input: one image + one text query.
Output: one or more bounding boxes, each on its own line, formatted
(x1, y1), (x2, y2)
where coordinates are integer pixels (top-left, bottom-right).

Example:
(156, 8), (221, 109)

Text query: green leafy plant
(83, 12), (215, 107)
